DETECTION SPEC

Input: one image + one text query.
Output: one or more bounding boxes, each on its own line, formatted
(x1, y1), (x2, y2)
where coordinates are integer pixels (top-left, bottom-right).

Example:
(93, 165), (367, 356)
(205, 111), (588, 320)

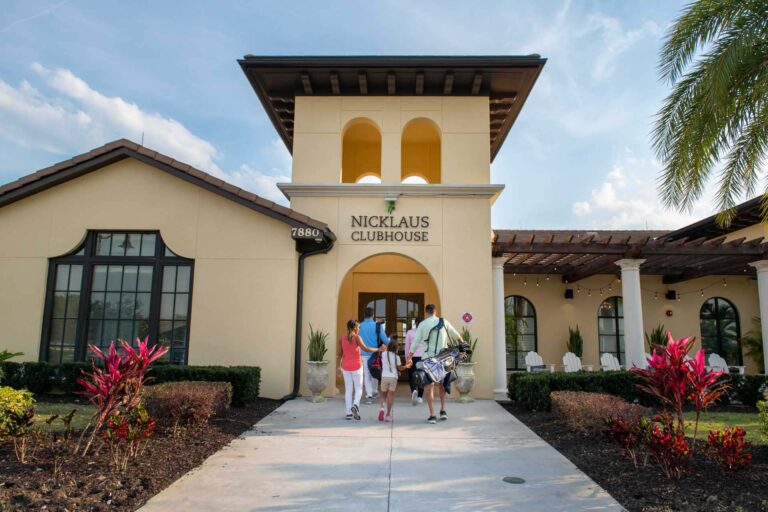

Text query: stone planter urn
(455, 361), (477, 403)
(306, 361), (329, 403)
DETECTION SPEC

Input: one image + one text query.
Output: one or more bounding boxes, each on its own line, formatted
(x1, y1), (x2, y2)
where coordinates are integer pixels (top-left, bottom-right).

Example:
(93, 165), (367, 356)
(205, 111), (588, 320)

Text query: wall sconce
(564, 289), (574, 299)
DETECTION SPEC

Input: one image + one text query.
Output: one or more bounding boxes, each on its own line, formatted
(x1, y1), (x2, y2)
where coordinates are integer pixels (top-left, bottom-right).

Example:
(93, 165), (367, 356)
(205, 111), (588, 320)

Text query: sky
(0, 0), (727, 230)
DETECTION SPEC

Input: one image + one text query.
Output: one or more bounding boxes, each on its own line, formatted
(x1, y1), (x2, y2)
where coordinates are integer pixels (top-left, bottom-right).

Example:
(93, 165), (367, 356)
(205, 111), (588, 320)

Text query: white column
(749, 260), (768, 374)
(615, 259), (646, 369)
(492, 257), (508, 398)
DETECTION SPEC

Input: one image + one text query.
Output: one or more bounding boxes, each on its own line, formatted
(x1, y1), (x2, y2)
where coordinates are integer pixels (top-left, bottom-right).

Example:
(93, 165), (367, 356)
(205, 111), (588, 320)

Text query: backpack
(424, 317), (445, 355)
(367, 322), (385, 380)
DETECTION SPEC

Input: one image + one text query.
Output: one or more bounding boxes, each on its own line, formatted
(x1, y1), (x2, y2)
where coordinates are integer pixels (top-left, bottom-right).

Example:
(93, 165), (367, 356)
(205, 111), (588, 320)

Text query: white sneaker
(411, 390), (418, 406)
(417, 397), (423, 404)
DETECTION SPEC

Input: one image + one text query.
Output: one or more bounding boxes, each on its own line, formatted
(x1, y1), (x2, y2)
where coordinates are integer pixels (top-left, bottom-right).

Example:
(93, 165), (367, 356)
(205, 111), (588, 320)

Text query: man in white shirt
(406, 304), (462, 424)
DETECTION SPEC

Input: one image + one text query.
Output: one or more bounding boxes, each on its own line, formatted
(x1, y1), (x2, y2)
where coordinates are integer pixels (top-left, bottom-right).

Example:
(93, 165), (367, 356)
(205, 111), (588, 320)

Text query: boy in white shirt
(379, 335), (410, 422)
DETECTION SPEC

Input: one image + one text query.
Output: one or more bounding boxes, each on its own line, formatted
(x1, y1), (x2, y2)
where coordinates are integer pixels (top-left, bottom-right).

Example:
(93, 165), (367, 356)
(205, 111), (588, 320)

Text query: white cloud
(585, 16), (660, 81)
(570, 150), (715, 229)
(0, 63), (291, 204)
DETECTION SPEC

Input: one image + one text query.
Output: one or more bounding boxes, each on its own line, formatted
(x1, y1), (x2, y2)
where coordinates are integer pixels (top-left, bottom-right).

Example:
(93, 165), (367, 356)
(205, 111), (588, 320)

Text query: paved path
(140, 398), (623, 511)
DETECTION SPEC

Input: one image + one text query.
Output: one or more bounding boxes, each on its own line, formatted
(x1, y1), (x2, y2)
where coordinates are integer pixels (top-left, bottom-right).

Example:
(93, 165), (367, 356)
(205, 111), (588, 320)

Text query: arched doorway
(336, 253), (441, 380)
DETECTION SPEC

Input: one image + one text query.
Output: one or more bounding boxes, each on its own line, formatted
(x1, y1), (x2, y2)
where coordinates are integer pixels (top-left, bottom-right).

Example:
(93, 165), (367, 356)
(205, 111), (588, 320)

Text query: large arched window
(598, 296), (624, 364)
(504, 295), (536, 370)
(700, 297), (742, 365)
(342, 118), (381, 183)
(42, 231), (193, 365)
(401, 118), (441, 184)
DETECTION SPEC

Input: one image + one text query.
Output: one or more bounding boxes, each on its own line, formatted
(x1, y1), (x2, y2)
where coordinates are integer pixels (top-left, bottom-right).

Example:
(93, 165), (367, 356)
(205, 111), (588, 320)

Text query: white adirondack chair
(524, 351), (555, 372)
(563, 352), (593, 372)
(708, 353), (745, 375)
(600, 353), (622, 371)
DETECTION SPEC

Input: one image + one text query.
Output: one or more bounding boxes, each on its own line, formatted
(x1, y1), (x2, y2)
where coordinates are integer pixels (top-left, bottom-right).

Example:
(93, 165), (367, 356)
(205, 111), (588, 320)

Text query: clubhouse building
(1, 55), (767, 400)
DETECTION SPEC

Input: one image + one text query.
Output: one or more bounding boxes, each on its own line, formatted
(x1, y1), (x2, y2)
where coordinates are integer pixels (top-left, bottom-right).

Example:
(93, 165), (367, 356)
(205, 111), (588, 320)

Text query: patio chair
(563, 352), (593, 372)
(600, 353), (622, 371)
(707, 353), (745, 375)
(524, 351), (556, 372)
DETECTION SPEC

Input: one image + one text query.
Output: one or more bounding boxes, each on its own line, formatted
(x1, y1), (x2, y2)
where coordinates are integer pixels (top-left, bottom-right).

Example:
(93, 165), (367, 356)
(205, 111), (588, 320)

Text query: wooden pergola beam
(300, 74), (313, 95)
(662, 258), (755, 284)
(358, 73), (368, 95)
(471, 73), (483, 95)
(443, 73), (454, 95)
(562, 254), (623, 283)
(387, 72), (396, 95)
(415, 73), (424, 95)
(329, 73), (340, 95)
(494, 241), (768, 257)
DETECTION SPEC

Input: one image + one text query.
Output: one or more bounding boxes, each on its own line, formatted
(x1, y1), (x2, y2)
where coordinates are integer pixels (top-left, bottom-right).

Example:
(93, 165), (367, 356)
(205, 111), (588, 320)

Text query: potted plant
(455, 327), (478, 403)
(645, 324), (666, 356)
(306, 324), (329, 403)
(567, 326), (583, 357)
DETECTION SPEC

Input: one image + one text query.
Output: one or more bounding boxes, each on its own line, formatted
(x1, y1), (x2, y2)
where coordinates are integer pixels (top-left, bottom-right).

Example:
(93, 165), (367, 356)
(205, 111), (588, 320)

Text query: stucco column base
(492, 257), (508, 398)
(749, 260), (768, 374)
(615, 259), (646, 369)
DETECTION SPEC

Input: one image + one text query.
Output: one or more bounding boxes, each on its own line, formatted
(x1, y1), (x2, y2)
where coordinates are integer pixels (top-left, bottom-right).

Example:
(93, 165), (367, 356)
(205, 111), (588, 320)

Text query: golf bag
(413, 341), (472, 388)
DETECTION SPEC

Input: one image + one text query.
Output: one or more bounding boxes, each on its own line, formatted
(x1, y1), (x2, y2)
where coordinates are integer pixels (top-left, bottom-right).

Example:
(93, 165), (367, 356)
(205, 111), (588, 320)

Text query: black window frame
(504, 295), (537, 371)
(598, 296), (624, 365)
(699, 296), (742, 366)
(39, 230), (194, 364)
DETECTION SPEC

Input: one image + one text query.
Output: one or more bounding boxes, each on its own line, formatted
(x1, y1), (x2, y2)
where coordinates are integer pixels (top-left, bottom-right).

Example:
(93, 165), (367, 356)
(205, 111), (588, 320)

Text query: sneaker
(372, 392), (379, 399)
(351, 405), (361, 421)
(426, 416), (437, 424)
(417, 397), (423, 404)
(411, 390), (418, 406)
(439, 410), (448, 421)
(364, 397), (374, 405)
(384, 415), (392, 423)
(345, 414), (353, 420)
(378, 409), (385, 422)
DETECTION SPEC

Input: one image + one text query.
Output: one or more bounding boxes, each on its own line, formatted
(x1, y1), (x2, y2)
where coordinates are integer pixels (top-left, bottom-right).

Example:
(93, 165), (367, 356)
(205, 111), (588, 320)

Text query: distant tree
(653, 0), (768, 225)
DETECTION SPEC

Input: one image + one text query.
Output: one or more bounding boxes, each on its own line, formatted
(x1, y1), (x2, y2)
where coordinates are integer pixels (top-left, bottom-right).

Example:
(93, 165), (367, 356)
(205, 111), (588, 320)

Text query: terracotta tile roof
(0, 139), (334, 239)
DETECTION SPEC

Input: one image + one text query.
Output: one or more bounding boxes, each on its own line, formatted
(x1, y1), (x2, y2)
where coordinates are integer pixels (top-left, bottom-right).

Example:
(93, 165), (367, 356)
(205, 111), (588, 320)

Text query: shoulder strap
(375, 321), (383, 346)
(425, 317), (445, 354)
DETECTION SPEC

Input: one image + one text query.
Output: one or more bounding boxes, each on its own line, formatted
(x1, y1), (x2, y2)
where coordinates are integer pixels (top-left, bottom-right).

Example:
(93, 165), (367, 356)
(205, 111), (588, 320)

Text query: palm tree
(654, 0), (768, 225)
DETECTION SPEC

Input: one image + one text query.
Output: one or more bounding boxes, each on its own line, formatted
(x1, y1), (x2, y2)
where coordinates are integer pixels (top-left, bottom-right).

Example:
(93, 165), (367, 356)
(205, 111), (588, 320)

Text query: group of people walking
(337, 303), (462, 424)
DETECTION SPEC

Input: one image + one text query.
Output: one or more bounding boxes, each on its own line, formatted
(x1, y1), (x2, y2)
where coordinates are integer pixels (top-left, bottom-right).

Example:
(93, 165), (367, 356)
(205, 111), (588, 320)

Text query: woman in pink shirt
(337, 319), (386, 420)
(404, 319), (424, 406)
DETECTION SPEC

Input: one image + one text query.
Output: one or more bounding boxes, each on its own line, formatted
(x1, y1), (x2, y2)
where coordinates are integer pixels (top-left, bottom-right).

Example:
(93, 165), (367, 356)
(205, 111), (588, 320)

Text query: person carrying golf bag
(406, 304), (463, 424)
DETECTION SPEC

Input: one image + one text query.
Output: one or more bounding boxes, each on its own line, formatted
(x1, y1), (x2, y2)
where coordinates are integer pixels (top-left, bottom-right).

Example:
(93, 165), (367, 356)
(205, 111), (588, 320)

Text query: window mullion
(74, 261), (93, 361)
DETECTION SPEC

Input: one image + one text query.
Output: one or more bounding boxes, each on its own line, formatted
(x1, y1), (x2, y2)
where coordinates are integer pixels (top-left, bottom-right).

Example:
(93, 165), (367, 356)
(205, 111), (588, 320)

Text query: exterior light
(588, 290), (592, 297)
(701, 289), (704, 297)
(654, 292), (658, 300)
(546, 274), (550, 281)
(723, 278), (727, 287)
(523, 277), (527, 286)
(535, 278), (540, 287)
(577, 285), (581, 293)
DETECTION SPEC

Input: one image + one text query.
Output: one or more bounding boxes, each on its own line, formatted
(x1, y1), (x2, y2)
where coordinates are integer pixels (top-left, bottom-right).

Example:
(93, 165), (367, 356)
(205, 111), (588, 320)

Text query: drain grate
(502, 476), (526, 484)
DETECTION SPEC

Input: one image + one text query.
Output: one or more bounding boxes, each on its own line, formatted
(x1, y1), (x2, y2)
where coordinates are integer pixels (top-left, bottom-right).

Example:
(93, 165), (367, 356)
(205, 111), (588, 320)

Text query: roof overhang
(238, 55), (546, 162)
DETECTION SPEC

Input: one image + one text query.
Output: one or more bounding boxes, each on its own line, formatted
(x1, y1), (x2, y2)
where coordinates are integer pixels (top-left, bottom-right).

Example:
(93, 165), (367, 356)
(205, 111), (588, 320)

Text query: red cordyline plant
(631, 332), (728, 445)
(76, 337), (167, 456)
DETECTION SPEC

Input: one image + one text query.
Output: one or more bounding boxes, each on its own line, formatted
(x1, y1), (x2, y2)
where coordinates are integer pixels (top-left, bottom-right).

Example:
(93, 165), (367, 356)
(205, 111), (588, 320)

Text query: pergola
(486, 227), (768, 388)
(492, 230), (768, 284)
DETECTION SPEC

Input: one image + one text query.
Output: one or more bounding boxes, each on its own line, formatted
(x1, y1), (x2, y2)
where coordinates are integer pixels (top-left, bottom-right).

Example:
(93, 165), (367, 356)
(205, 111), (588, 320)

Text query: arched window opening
(401, 175), (428, 184)
(700, 297), (742, 365)
(42, 231), (193, 366)
(357, 174), (382, 184)
(598, 296), (624, 364)
(504, 295), (536, 371)
(401, 118), (440, 184)
(342, 119), (381, 183)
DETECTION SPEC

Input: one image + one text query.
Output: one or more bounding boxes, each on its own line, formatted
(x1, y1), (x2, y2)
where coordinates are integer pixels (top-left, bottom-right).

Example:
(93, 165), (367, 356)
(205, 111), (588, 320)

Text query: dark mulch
(500, 402), (768, 512)
(0, 398), (282, 511)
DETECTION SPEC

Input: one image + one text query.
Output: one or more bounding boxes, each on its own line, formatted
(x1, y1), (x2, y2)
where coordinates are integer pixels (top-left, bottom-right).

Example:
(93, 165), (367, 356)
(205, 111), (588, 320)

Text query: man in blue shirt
(359, 307), (389, 405)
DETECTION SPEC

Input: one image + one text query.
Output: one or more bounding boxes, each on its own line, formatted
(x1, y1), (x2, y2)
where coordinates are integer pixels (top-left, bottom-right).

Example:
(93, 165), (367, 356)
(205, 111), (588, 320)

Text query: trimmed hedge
(1, 362), (260, 406)
(509, 371), (656, 411)
(508, 370), (768, 411)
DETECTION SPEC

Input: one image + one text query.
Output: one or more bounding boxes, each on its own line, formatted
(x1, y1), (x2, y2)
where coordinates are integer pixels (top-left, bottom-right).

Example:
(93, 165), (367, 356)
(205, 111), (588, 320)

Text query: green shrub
(567, 326), (583, 358)
(148, 365), (260, 406)
(0, 362), (260, 406)
(757, 400), (768, 439)
(0, 386), (35, 438)
(0, 351), (23, 385)
(509, 371), (657, 411)
(730, 374), (768, 407)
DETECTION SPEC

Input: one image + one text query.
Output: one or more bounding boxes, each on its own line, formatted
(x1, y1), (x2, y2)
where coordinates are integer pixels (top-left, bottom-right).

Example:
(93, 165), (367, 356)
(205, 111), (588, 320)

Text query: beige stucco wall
(292, 96), (490, 185)
(724, 222), (767, 242)
(503, 273), (760, 373)
(0, 158), (298, 399)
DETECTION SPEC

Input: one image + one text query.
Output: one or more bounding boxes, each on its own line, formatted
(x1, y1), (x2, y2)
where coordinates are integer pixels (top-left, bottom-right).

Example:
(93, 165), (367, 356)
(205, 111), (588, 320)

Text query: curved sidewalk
(140, 398), (623, 511)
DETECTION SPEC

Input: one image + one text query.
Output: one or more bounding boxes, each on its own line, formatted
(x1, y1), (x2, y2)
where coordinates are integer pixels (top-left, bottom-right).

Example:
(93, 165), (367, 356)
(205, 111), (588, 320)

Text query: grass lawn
(683, 410), (766, 445)
(34, 401), (95, 433)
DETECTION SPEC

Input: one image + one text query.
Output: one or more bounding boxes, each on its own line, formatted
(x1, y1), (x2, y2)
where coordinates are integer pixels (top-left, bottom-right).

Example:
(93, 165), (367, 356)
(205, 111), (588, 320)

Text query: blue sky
(0, 0), (721, 230)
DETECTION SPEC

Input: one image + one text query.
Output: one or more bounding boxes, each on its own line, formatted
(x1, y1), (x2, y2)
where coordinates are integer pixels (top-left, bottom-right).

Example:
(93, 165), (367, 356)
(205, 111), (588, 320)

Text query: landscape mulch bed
(0, 398), (282, 511)
(501, 402), (768, 512)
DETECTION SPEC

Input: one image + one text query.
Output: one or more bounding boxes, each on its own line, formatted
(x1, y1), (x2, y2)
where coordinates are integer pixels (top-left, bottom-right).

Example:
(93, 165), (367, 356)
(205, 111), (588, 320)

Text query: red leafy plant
(647, 413), (691, 479)
(76, 337), (167, 456)
(603, 415), (652, 467)
(706, 427), (752, 471)
(552, 391), (648, 433)
(103, 403), (156, 472)
(631, 332), (728, 445)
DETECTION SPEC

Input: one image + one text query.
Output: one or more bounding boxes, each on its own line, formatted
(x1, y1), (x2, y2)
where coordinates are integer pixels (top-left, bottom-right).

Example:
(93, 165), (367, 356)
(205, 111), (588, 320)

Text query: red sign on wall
(462, 312), (473, 324)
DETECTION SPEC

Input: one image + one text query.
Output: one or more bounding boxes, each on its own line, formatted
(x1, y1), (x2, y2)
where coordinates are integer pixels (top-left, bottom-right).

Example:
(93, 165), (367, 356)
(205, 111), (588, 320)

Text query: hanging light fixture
(523, 277), (527, 286)
(535, 278), (540, 287)
(654, 292), (658, 300)
(723, 278), (727, 287)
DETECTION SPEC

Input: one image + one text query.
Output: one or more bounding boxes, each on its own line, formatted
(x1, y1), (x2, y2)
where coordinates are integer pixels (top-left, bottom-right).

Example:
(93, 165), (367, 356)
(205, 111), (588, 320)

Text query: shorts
(380, 377), (398, 392)
(422, 369), (453, 394)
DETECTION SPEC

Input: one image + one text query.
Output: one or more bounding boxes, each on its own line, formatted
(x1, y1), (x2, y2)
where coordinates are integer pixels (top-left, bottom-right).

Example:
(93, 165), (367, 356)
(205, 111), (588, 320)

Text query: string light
(608, 284), (612, 292)
(577, 285), (581, 294)
(654, 292), (658, 300)
(701, 289), (704, 297)
(599, 288), (603, 296)
(588, 290), (592, 297)
(535, 277), (540, 287)
(677, 293), (681, 302)
(546, 274), (550, 281)
(723, 278), (727, 287)
(523, 277), (527, 286)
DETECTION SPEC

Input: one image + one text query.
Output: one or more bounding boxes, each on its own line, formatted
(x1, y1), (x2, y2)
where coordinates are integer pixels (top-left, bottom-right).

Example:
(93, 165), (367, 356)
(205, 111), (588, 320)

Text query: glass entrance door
(358, 293), (424, 380)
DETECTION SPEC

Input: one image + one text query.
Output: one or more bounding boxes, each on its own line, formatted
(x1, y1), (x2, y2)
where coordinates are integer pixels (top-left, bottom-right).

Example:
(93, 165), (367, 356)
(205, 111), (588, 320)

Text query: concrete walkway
(140, 398), (623, 511)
